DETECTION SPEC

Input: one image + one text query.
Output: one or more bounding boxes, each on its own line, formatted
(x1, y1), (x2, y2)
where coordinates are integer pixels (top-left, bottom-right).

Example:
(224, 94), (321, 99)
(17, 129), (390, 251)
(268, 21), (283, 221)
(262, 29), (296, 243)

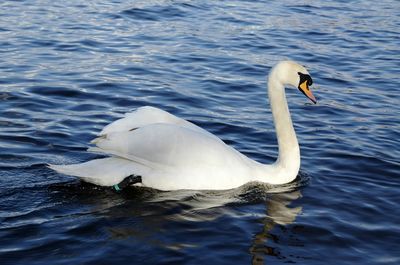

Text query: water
(0, 0), (399, 264)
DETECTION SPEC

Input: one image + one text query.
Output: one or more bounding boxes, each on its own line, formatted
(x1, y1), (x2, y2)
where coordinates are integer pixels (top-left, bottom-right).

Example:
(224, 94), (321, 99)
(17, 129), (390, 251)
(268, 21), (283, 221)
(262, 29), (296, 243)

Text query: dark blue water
(1, 0), (399, 264)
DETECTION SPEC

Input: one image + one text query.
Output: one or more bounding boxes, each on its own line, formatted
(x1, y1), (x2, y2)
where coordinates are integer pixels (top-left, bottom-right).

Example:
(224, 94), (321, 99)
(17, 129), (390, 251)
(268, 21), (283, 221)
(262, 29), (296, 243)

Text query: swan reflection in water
(49, 180), (303, 263)
(249, 190), (302, 264)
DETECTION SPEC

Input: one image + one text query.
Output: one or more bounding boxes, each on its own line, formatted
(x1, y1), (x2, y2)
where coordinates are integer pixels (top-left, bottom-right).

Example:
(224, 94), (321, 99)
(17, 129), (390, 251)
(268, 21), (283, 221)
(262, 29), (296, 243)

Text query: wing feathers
(99, 106), (197, 136)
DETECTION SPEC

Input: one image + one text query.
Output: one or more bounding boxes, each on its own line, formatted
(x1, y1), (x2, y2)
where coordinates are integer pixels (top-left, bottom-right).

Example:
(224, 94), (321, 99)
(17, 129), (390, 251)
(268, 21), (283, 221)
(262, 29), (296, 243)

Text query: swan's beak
(299, 80), (317, 104)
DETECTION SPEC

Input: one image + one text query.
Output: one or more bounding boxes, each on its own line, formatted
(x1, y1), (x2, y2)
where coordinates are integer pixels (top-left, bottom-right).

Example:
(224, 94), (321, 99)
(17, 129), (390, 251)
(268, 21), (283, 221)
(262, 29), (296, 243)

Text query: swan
(49, 60), (316, 191)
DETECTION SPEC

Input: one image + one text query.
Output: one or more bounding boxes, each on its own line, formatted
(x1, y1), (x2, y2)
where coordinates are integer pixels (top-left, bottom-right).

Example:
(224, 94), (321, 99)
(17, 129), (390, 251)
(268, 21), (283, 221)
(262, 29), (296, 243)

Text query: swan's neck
(254, 75), (300, 184)
(269, 77), (300, 166)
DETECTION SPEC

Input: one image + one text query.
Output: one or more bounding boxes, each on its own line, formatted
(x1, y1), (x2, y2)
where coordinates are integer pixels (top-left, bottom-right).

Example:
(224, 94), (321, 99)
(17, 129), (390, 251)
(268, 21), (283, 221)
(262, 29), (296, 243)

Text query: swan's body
(49, 61), (316, 191)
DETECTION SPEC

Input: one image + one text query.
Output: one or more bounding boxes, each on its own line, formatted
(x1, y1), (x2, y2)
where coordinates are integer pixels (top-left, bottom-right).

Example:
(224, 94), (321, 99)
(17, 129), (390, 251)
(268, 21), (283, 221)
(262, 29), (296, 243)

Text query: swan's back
(98, 106), (211, 138)
(95, 123), (245, 168)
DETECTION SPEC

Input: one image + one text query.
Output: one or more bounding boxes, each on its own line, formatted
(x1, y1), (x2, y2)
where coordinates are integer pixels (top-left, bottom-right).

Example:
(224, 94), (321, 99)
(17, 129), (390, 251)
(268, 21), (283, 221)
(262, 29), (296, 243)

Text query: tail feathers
(48, 157), (147, 186)
(90, 135), (106, 144)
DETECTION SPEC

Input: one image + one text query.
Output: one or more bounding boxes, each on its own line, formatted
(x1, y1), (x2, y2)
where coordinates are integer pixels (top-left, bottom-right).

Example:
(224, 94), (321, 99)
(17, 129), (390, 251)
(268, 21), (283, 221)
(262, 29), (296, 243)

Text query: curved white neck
(253, 72), (300, 184)
(269, 77), (300, 165)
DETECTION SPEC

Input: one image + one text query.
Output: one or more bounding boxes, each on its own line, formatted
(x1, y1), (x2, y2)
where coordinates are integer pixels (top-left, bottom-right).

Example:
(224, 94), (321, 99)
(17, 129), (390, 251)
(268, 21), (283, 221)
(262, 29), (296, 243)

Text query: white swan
(49, 60), (316, 191)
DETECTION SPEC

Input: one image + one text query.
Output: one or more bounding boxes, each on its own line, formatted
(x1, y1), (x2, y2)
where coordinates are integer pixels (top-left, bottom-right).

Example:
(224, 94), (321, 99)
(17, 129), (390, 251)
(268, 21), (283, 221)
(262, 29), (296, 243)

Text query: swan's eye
(297, 72), (317, 104)
(298, 72), (313, 87)
(307, 76), (313, 86)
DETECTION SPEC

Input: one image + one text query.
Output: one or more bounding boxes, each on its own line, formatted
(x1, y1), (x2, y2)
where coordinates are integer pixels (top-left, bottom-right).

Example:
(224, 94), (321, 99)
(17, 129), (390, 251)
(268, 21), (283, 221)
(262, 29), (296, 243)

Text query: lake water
(0, 0), (399, 264)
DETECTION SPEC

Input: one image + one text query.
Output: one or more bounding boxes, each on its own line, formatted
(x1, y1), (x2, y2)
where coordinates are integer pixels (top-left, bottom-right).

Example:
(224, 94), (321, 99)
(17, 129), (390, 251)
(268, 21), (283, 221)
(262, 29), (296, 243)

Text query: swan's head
(272, 61), (317, 104)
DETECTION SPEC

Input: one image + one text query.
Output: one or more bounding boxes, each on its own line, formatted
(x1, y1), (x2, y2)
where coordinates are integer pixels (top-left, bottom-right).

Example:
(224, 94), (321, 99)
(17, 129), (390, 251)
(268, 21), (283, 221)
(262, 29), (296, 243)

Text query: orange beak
(299, 80), (317, 104)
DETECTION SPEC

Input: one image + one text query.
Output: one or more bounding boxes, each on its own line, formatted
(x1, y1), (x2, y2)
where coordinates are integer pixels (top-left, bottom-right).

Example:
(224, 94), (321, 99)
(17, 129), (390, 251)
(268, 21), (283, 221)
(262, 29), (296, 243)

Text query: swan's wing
(49, 125), (243, 188)
(91, 123), (244, 170)
(51, 123), (255, 189)
(97, 106), (210, 137)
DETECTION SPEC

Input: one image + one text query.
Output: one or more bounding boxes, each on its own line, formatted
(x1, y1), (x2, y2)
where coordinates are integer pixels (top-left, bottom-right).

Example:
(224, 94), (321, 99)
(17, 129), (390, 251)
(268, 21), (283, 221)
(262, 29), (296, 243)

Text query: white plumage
(49, 61), (316, 191)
